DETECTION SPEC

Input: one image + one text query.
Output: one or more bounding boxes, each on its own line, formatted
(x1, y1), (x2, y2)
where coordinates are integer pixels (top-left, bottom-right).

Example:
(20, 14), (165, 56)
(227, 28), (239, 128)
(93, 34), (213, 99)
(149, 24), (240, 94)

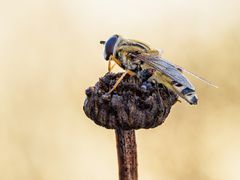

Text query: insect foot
(83, 72), (178, 130)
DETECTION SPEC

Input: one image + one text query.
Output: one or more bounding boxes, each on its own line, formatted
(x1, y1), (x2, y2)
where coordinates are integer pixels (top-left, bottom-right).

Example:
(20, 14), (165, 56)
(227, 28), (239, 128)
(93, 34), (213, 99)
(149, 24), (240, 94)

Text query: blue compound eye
(104, 35), (119, 60)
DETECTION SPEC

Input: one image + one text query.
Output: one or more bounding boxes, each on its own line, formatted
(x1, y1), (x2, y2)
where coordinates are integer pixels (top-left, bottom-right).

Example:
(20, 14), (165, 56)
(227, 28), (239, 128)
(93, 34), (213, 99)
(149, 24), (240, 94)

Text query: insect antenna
(100, 41), (105, 45)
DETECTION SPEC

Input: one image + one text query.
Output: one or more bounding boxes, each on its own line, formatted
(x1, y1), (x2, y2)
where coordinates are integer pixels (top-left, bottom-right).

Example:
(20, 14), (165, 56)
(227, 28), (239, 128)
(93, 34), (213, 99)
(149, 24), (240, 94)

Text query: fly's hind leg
(108, 70), (135, 93)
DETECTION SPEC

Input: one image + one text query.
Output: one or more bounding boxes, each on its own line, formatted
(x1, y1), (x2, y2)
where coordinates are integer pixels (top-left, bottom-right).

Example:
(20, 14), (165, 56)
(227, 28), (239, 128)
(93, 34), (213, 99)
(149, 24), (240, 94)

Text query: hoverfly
(100, 35), (217, 105)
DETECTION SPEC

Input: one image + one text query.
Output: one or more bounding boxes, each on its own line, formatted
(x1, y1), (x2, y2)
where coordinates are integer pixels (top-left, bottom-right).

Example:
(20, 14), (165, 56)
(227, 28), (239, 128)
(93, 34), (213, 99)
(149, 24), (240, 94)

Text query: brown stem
(115, 129), (138, 180)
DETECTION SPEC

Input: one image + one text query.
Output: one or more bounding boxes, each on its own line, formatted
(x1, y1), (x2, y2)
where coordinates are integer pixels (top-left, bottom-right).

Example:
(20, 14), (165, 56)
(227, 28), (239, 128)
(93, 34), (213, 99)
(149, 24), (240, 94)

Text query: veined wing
(136, 54), (218, 88)
(135, 54), (194, 89)
(172, 63), (218, 88)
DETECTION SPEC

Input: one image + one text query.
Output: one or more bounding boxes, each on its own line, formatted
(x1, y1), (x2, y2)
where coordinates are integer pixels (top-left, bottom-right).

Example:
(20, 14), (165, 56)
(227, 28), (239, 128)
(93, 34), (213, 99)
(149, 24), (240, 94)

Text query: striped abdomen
(171, 81), (198, 105)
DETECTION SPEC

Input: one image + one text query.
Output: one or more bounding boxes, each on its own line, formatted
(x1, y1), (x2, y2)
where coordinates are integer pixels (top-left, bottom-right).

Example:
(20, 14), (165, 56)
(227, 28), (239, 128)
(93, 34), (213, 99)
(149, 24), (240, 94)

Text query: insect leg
(109, 55), (122, 68)
(108, 58), (116, 72)
(108, 70), (134, 93)
(108, 58), (112, 72)
(110, 63), (116, 71)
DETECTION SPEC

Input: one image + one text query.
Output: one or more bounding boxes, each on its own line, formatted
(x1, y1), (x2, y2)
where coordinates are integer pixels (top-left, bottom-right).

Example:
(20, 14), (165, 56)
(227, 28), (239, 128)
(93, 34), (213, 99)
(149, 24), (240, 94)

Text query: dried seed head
(83, 72), (177, 130)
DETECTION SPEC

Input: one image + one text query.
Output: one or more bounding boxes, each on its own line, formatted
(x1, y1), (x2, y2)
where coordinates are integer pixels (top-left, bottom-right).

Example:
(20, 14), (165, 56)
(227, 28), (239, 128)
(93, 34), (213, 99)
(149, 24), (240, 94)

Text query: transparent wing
(172, 63), (218, 88)
(135, 53), (218, 88)
(135, 54), (194, 89)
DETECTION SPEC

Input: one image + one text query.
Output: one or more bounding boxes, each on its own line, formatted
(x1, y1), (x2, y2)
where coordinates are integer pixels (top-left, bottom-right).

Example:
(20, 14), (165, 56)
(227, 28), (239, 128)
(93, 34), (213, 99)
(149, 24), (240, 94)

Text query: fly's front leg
(108, 59), (116, 72)
(108, 58), (112, 72)
(108, 56), (117, 72)
(108, 70), (135, 94)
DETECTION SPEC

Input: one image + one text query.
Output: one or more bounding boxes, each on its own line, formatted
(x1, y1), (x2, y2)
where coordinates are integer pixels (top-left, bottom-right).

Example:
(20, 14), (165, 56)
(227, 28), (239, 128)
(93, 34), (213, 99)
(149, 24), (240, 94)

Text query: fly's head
(100, 34), (123, 60)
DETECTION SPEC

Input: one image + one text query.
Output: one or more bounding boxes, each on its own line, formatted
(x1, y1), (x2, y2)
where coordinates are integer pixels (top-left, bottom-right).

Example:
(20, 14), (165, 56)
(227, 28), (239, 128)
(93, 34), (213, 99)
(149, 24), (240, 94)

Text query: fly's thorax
(127, 39), (151, 52)
(115, 50), (142, 72)
(114, 39), (152, 72)
(115, 39), (150, 56)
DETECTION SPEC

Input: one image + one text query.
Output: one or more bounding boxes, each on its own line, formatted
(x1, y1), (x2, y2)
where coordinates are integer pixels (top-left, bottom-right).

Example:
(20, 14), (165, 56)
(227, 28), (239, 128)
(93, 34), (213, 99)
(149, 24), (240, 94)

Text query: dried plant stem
(115, 129), (138, 180)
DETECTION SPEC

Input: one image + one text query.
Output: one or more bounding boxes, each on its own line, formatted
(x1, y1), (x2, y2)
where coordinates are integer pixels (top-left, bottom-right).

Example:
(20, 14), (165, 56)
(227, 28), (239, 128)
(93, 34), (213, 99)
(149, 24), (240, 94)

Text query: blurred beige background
(0, 0), (240, 179)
